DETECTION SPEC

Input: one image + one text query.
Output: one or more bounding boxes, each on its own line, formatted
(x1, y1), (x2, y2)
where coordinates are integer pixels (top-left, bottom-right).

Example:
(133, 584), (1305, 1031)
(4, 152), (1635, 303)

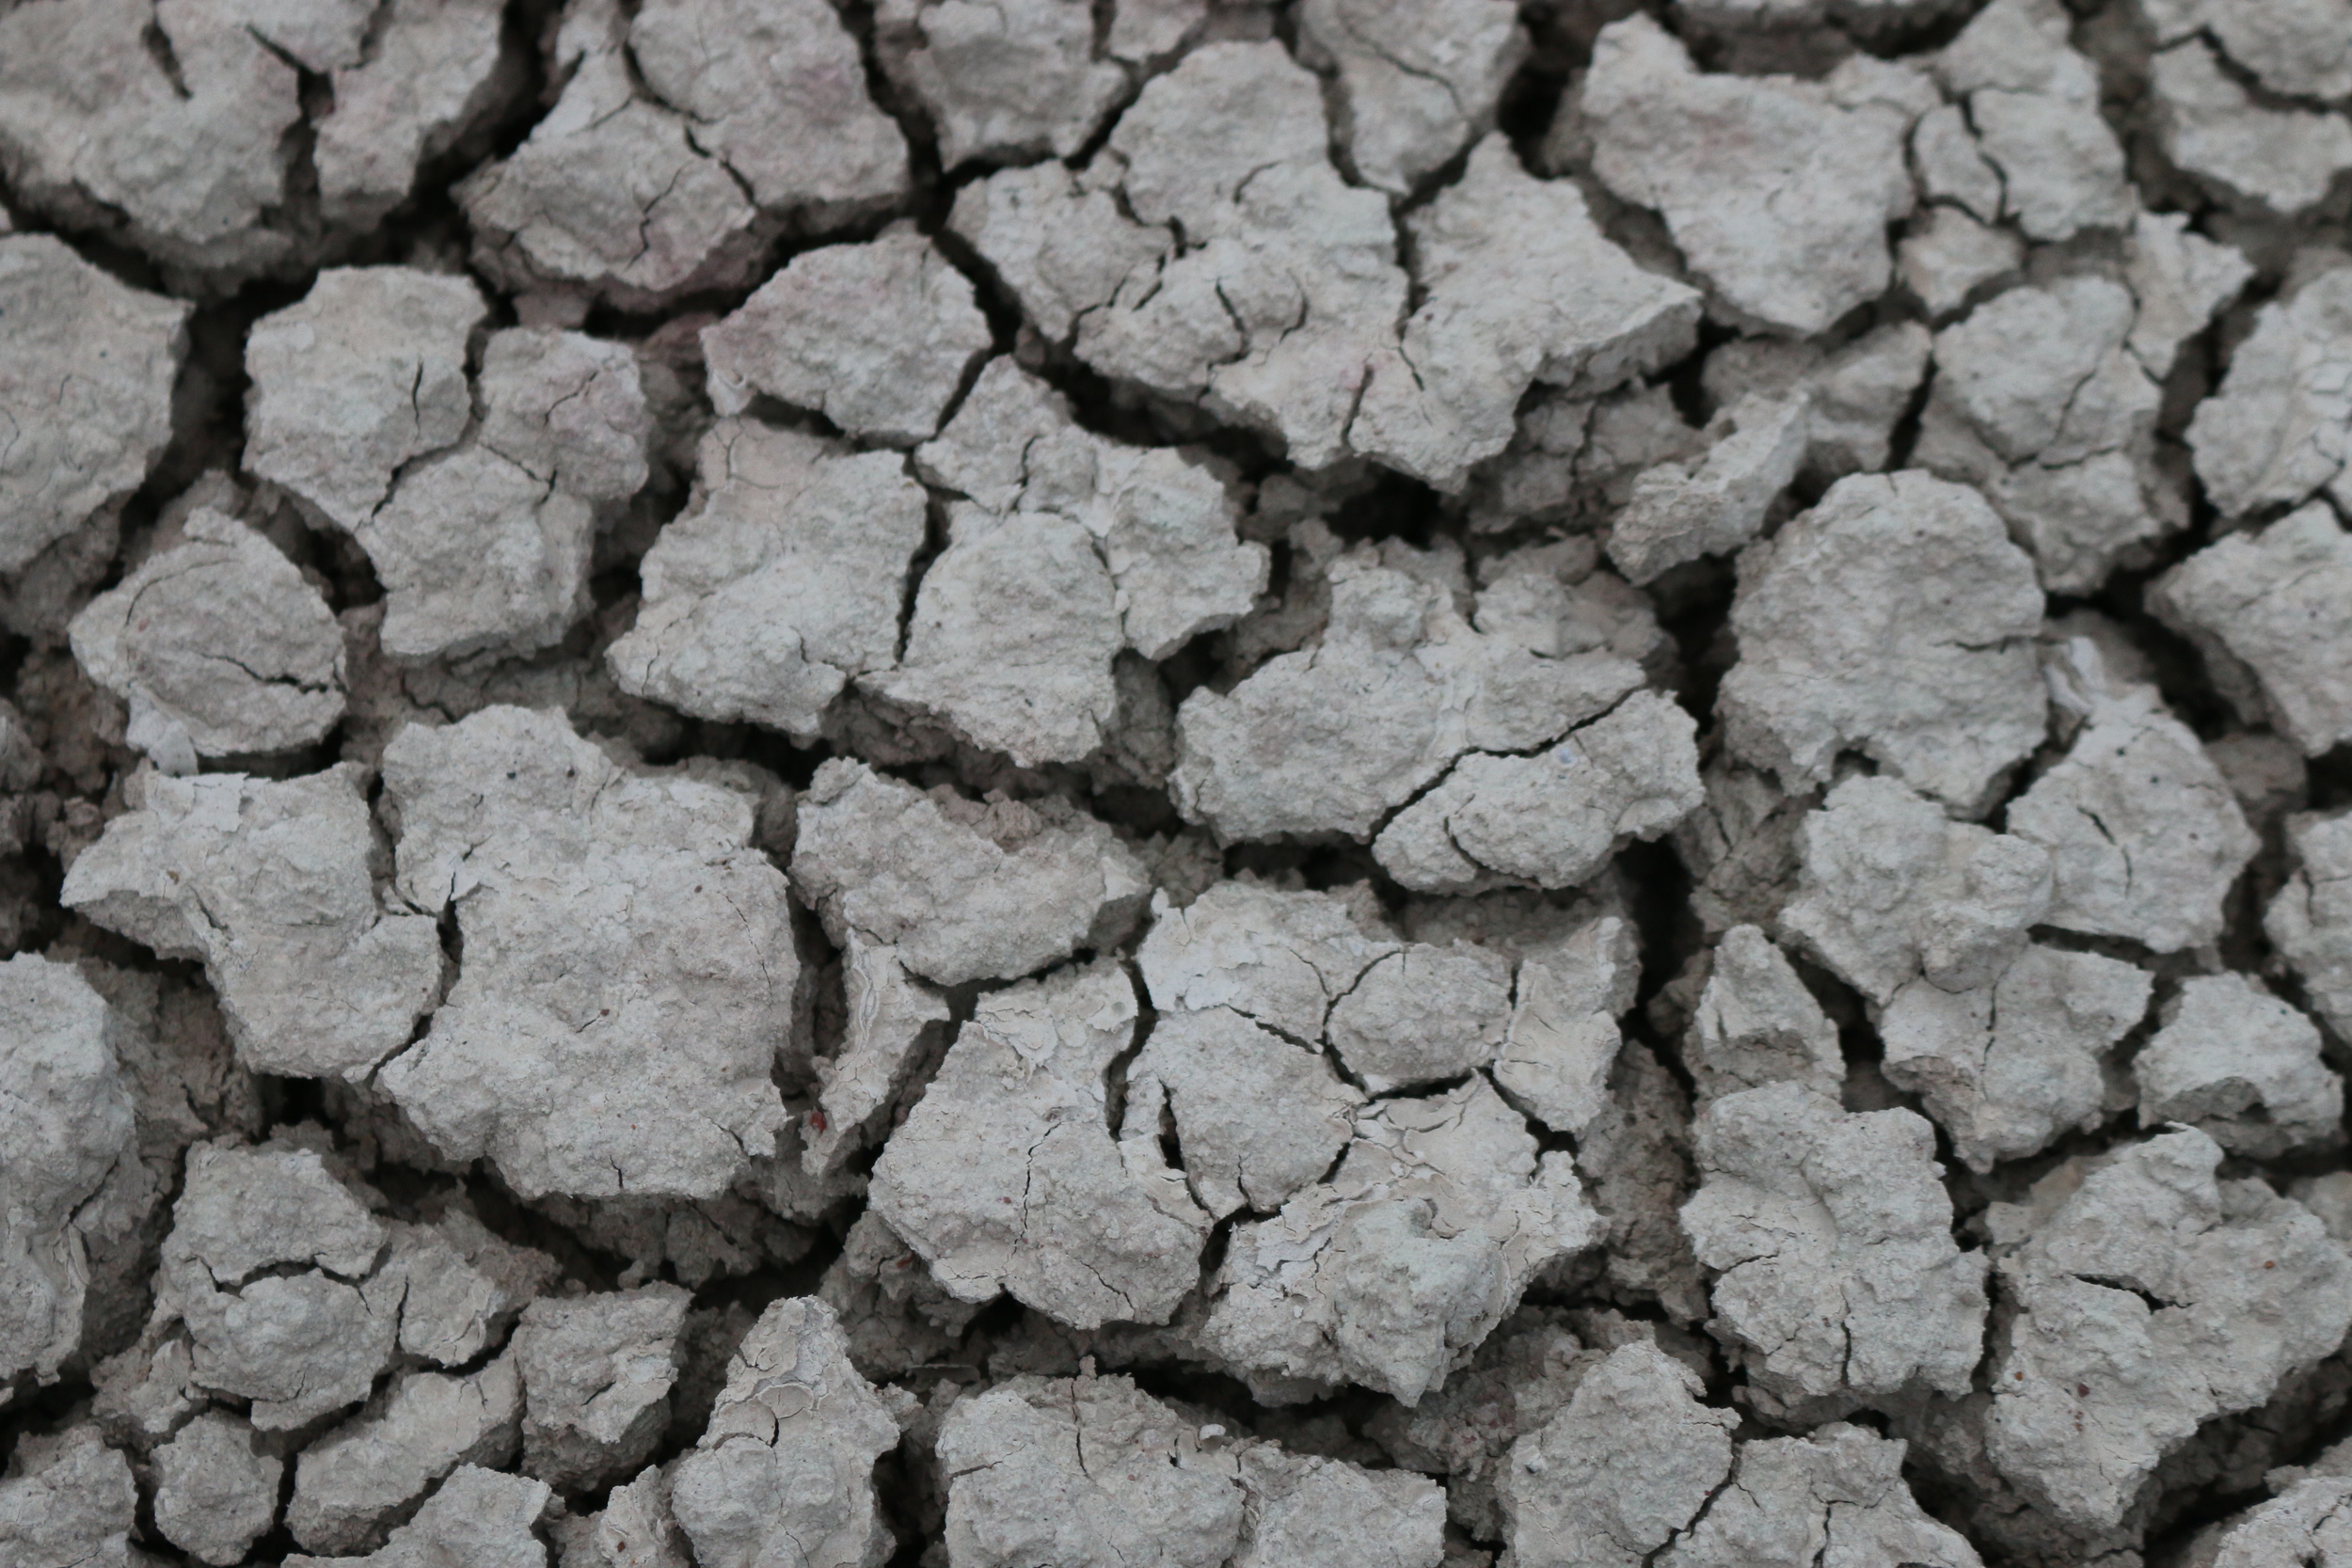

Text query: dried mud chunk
(245, 267), (487, 532)
(1881, 943), (2150, 1172)
(609, 424), (927, 739)
(2123, 210), (2252, 381)
(1700, 322), (1931, 482)
(1327, 941), (1514, 1095)
(152, 1411), (283, 1565)
(1226, 1441), (1447, 1568)
(1914, 277), (2173, 594)
(1498, 1342), (1737, 1568)
(1604, 394), (1808, 584)
(1490, 915), (1641, 1138)
(1174, 550), (1643, 842)
(669, 1297), (899, 1568)
(516, 1284), (690, 1493)
(1581, 15), (1921, 335)
(2269, 808), (2352, 1043)
(2136, 974), (2341, 1157)
(0, 955), (135, 1387)
(2182, 269), (2352, 523)
(793, 759), (1149, 987)
(1471, 540), (1671, 677)
(0, 0), (304, 280)
(466, 101), (755, 309)
(0, 236), (188, 576)
(62, 765), (444, 1080)
(1719, 470), (2046, 815)
(1363, 1306), (1597, 1537)
(1682, 1084), (1987, 1417)
(254, 289), (636, 663)
(1374, 690), (1702, 895)
(158, 1138), (399, 1430)
(1686, 925), (1842, 1106)
(0, 1428), (137, 1568)
(1198, 1076), (1599, 1403)
(455, 2), (751, 309)
(869, 959), (1209, 1328)
(1780, 773), (2053, 1006)
(937, 1373), (1443, 1568)
(313, 0), (513, 227)
(631, 0), (907, 220)
(1137, 880), (1399, 1043)
(881, 0), (1125, 168)
(804, 931), (952, 1177)
(289, 1354), (523, 1553)
(285, 1465), (553, 1568)
(1984, 1129), (2352, 1531)
(872, 506), (1124, 766)
(1297, 0), (1523, 196)
(2006, 643), (2257, 953)
(69, 508), (344, 770)
(1911, 103), (2003, 223)
(954, 45), (1395, 469)
(165, 1135), (380, 1280)
(1350, 135), (1701, 493)
(1899, 207), (2023, 318)
(949, 163), (1174, 345)
(938, 1376), (1246, 1568)
(2137, 0), (2352, 98)
(358, 445), (597, 664)
(956, 47), (1687, 487)
(2153, 502), (2352, 756)
(1924, 280), (2145, 460)
(1086, 41), (1401, 468)
(2200, 1475), (2352, 1567)
(1931, 0), (2131, 242)
(1656, 1423), (1983, 1568)
(1673, 759), (1812, 937)
(376, 1211), (559, 1367)
(564, 1465), (692, 1568)
(916, 358), (1267, 662)
(2150, 41), (2352, 218)
(1125, 1006), (1363, 1220)
(476, 327), (651, 502)
(378, 706), (796, 1200)
(702, 227), (993, 447)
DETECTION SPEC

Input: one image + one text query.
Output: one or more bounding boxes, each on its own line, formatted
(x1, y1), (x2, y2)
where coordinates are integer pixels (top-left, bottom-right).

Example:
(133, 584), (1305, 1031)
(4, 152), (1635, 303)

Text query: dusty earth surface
(3, 0), (2352, 1563)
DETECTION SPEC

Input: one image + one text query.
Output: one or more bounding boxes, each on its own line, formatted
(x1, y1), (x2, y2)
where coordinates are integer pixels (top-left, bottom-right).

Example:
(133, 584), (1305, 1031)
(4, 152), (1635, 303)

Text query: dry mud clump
(8, 0), (2352, 1564)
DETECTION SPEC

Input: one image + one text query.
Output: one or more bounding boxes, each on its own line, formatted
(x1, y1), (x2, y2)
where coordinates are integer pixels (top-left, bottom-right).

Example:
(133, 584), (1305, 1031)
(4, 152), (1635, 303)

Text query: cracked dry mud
(4, 0), (2352, 1564)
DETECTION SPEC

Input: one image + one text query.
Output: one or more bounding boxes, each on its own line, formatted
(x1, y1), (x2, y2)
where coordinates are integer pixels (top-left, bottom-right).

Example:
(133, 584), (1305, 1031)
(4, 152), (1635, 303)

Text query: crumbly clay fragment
(669, 1297), (900, 1568)
(1982, 1129), (2352, 1531)
(702, 226), (993, 447)
(2135, 973), (2342, 1157)
(1581, 15), (1925, 335)
(70, 508), (344, 771)
(607, 421), (930, 741)
(1682, 1084), (1987, 1417)
(869, 959), (1209, 1328)
(1719, 470), (2046, 815)
(2268, 806), (2352, 1044)
(937, 1373), (1445, 1568)
(793, 758), (1150, 987)
(0, 235), (188, 577)
(2153, 502), (2352, 756)
(1174, 547), (1644, 842)
(1373, 690), (1702, 895)
(378, 706), (797, 1200)
(0, 955), (136, 1388)
(62, 764), (445, 1081)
